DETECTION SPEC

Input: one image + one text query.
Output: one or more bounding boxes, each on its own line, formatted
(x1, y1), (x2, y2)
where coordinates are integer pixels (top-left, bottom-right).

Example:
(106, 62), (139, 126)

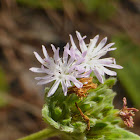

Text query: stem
(18, 128), (60, 140)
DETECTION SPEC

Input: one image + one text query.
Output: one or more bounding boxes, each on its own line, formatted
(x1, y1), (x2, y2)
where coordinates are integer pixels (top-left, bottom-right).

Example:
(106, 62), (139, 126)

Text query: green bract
(42, 76), (140, 140)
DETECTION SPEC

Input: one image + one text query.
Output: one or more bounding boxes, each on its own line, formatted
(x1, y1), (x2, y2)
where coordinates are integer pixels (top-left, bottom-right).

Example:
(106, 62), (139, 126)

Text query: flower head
(30, 44), (84, 97)
(69, 31), (123, 83)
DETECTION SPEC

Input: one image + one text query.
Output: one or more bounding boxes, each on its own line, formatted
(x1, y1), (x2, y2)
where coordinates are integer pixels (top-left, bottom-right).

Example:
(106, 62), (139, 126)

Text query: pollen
(68, 77), (97, 99)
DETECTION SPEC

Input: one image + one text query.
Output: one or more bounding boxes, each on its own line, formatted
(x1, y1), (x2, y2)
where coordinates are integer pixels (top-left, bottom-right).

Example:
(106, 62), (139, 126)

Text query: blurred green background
(0, 0), (140, 139)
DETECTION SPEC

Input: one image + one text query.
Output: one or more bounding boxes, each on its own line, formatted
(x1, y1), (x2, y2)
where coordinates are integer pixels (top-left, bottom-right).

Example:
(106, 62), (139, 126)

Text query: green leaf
(105, 127), (140, 139)
(87, 127), (140, 140)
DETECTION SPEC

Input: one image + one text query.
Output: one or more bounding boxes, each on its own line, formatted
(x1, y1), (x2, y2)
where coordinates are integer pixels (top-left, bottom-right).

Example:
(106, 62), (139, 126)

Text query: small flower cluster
(30, 31), (122, 97)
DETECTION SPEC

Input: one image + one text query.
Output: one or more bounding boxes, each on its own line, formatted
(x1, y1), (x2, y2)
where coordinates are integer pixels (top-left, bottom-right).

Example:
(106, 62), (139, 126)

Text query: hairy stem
(18, 128), (59, 140)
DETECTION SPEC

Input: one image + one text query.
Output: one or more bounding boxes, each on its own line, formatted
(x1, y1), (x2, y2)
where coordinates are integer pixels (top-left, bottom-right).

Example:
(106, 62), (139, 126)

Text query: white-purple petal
(76, 31), (87, 53)
(35, 75), (53, 80)
(107, 48), (117, 51)
(67, 56), (75, 66)
(66, 80), (72, 87)
(81, 51), (87, 58)
(68, 47), (76, 59)
(47, 80), (60, 97)
(95, 37), (107, 52)
(94, 68), (104, 83)
(102, 67), (117, 76)
(61, 81), (67, 96)
(70, 35), (81, 56)
(29, 67), (46, 73)
(88, 35), (99, 53)
(37, 77), (55, 85)
(103, 64), (123, 69)
(77, 70), (92, 78)
(51, 44), (56, 52)
(74, 65), (85, 74)
(98, 58), (115, 65)
(63, 43), (69, 63)
(54, 47), (60, 64)
(101, 42), (115, 52)
(74, 57), (85, 65)
(67, 75), (83, 88)
(93, 51), (107, 59)
(42, 45), (49, 59)
(34, 52), (45, 65)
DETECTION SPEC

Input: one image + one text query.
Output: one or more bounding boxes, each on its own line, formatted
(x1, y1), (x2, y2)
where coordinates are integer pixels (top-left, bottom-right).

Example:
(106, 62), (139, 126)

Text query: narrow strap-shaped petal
(68, 57), (85, 73)
(93, 51), (107, 59)
(68, 47), (76, 59)
(69, 34), (81, 56)
(93, 48), (116, 59)
(35, 75), (53, 80)
(96, 48), (116, 58)
(69, 35), (77, 50)
(29, 67), (46, 73)
(76, 31), (87, 53)
(34, 52), (45, 65)
(88, 35), (99, 53)
(63, 43), (69, 64)
(54, 47), (60, 64)
(101, 42), (115, 52)
(42, 45), (49, 59)
(66, 80), (72, 87)
(67, 56), (75, 67)
(51, 44), (56, 52)
(37, 77), (55, 85)
(95, 37), (107, 53)
(94, 67), (104, 83)
(61, 80), (68, 96)
(74, 65), (85, 73)
(107, 48), (116, 51)
(40, 65), (54, 74)
(102, 67), (117, 76)
(76, 57), (85, 65)
(81, 51), (87, 58)
(77, 69), (92, 78)
(47, 80), (60, 97)
(67, 75), (83, 88)
(103, 64), (123, 69)
(97, 58), (115, 65)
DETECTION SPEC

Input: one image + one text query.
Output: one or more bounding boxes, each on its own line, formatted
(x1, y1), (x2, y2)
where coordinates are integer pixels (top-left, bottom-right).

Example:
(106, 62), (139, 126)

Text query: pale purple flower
(69, 31), (123, 83)
(30, 44), (84, 97)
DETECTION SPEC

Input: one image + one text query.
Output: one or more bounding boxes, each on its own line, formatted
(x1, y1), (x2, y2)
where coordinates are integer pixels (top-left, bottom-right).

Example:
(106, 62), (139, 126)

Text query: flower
(69, 31), (123, 83)
(30, 44), (84, 97)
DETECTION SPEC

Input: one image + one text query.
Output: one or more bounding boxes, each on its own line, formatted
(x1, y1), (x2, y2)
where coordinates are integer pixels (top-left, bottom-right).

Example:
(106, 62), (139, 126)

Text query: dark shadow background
(0, 0), (140, 139)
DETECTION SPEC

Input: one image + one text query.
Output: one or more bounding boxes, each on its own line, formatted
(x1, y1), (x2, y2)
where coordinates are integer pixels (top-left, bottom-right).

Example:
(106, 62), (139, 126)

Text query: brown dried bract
(68, 77), (97, 99)
(75, 102), (90, 130)
(119, 97), (139, 128)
